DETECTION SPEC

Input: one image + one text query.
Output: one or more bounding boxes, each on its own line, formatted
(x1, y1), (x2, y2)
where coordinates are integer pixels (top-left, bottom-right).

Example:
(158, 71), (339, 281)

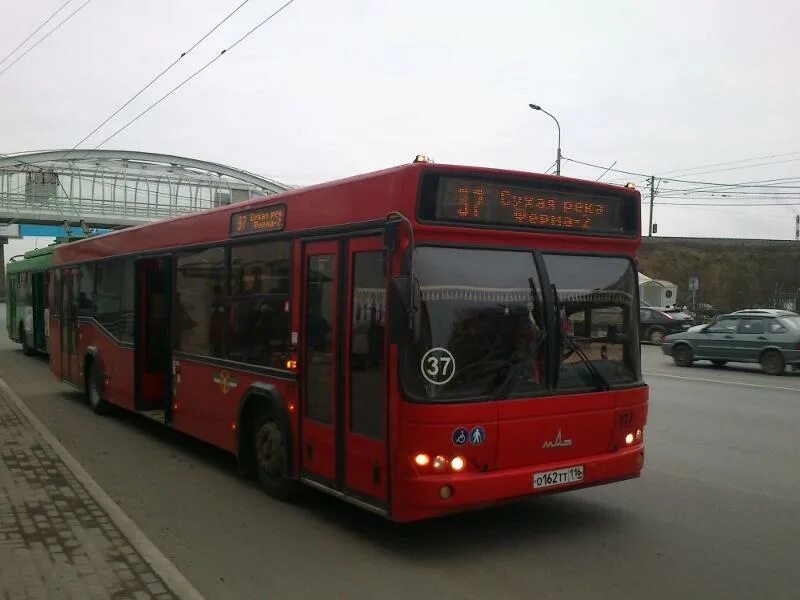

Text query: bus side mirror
(384, 221), (399, 251)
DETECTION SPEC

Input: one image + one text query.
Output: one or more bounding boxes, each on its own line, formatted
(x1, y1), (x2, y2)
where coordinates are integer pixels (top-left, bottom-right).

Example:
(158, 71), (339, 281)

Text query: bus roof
(53, 162), (641, 265)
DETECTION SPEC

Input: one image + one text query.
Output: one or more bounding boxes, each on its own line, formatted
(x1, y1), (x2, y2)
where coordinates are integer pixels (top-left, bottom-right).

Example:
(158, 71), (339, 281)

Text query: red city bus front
(386, 171), (647, 521)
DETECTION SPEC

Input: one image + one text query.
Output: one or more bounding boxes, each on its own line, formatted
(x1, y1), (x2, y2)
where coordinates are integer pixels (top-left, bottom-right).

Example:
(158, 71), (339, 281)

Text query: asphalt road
(1, 308), (798, 599)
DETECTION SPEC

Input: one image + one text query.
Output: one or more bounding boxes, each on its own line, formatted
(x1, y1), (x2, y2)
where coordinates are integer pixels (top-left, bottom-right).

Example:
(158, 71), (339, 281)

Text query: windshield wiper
(551, 283), (611, 392)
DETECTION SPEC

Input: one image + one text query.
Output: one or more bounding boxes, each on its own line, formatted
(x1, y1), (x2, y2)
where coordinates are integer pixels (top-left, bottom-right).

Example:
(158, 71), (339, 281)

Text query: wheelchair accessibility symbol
(452, 427), (468, 446)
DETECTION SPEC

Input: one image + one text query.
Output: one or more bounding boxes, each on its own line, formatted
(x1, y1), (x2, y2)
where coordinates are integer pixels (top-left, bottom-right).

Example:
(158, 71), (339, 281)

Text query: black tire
(672, 344), (693, 367)
(252, 411), (300, 501)
(760, 350), (785, 376)
(20, 323), (33, 356)
(648, 328), (666, 345)
(711, 360), (727, 368)
(86, 361), (111, 415)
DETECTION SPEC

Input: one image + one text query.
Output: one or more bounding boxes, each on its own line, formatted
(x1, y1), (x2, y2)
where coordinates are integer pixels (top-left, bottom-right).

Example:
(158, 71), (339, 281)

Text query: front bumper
(661, 342), (674, 356)
(393, 445), (644, 522)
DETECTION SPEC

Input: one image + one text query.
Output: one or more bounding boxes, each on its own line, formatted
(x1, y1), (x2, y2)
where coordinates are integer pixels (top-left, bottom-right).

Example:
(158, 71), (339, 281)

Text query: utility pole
(648, 175), (655, 236)
(795, 214), (799, 241)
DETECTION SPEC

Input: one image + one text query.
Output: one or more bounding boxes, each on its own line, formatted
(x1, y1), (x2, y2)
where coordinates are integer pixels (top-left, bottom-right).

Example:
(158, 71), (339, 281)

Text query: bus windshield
(402, 247), (640, 402)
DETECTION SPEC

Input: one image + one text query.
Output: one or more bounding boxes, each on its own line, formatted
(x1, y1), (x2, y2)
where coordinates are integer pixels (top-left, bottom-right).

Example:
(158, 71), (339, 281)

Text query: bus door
(301, 241), (339, 483)
(60, 268), (81, 385)
(32, 271), (46, 351)
(134, 257), (173, 421)
(300, 237), (388, 506)
(342, 236), (388, 503)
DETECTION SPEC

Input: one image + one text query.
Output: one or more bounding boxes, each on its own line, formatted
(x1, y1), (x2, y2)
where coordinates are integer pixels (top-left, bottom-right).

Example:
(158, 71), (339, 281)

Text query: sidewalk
(0, 379), (202, 600)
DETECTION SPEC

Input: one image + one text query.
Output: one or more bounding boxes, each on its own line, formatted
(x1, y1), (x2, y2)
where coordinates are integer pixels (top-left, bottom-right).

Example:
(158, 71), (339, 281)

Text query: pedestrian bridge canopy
(0, 150), (291, 229)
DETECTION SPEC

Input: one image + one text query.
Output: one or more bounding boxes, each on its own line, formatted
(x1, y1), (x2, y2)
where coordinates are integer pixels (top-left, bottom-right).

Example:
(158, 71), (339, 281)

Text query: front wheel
(672, 344), (693, 367)
(760, 350), (785, 376)
(253, 413), (300, 501)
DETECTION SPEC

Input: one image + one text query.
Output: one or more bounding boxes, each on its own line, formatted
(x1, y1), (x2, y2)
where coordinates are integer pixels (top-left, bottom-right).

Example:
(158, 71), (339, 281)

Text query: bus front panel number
(420, 347), (456, 385)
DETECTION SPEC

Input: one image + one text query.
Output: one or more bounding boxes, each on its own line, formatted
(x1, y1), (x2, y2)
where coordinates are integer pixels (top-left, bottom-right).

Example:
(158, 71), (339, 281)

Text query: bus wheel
(19, 323), (33, 356)
(253, 412), (299, 501)
(86, 362), (111, 415)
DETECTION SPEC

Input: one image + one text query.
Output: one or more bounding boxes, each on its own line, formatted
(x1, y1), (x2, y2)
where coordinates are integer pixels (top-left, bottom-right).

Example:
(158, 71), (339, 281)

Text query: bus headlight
(450, 456), (466, 472)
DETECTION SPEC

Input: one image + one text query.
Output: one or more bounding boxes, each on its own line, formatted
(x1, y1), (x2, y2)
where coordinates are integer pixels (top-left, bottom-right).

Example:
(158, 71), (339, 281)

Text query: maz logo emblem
(542, 429), (572, 448)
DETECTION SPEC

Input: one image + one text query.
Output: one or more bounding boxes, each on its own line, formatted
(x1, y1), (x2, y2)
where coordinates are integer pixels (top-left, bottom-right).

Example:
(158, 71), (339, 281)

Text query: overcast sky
(3, 0), (800, 260)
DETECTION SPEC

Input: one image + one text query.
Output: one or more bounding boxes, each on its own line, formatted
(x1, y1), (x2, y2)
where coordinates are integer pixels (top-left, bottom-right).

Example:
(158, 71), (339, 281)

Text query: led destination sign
(230, 204), (286, 237)
(423, 176), (637, 235)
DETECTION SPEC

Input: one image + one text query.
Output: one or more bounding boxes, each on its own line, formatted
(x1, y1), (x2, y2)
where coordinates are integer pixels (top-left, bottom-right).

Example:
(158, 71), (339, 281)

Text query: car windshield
(401, 247), (641, 402)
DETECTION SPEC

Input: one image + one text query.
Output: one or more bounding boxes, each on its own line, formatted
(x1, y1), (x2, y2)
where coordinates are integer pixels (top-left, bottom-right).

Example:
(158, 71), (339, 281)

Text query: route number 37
(420, 348), (456, 385)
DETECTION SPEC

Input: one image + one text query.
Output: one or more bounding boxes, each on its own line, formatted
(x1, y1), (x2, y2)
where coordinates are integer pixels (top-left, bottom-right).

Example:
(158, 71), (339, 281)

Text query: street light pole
(529, 103), (561, 175)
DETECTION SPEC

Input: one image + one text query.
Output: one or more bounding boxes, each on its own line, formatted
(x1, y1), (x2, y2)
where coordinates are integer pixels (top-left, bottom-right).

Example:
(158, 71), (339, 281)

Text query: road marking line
(644, 371), (800, 392)
(0, 378), (206, 600)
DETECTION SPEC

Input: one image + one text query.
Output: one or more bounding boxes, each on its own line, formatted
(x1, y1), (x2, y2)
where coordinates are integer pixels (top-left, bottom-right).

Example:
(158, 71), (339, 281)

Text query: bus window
(174, 248), (225, 357)
(349, 250), (385, 439)
(402, 247), (545, 402)
(543, 254), (640, 391)
(228, 241), (291, 368)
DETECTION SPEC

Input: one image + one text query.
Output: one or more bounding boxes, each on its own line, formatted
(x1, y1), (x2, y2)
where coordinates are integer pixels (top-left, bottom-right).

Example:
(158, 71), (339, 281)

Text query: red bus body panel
(47, 162), (647, 522)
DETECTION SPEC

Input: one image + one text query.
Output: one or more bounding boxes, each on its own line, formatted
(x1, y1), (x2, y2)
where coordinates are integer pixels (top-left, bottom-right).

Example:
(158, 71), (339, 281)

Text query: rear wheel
(253, 412), (300, 501)
(760, 350), (785, 376)
(711, 360), (727, 368)
(86, 362), (111, 415)
(648, 328), (666, 345)
(672, 344), (693, 367)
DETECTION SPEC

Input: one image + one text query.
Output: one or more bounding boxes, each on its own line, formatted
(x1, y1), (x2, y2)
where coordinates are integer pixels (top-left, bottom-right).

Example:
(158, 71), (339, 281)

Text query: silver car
(661, 309), (800, 375)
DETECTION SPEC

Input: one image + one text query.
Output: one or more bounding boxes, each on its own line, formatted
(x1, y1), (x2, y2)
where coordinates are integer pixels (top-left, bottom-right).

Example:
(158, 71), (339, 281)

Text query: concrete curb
(0, 377), (206, 600)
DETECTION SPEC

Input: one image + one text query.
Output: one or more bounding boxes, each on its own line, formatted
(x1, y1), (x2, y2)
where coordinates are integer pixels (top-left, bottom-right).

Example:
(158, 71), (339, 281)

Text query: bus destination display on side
(419, 175), (638, 236)
(230, 204), (287, 237)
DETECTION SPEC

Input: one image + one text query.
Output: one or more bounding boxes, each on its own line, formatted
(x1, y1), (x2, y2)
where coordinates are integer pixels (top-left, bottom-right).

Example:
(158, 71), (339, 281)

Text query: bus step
(139, 409), (166, 424)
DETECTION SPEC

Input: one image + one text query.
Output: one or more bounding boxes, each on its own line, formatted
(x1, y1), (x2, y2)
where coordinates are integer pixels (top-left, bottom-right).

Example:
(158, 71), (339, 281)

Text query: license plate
(533, 465), (584, 489)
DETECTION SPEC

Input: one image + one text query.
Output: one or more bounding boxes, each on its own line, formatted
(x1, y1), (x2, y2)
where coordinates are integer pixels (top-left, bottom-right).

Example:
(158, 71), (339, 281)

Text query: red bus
(48, 159), (647, 522)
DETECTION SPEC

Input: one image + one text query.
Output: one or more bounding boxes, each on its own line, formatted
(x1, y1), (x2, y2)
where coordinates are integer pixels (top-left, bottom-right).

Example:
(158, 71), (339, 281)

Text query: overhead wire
(0, 0), (73, 69)
(93, 0), (297, 150)
(655, 150), (800, 176)
(72, 0), (253, 149)
(0, 0), (93, 79)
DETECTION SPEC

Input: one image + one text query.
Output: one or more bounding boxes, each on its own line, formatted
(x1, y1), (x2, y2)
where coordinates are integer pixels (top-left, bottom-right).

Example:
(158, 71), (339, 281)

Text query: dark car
(661, 309), (800, 375)
(639, 307), (694, 345)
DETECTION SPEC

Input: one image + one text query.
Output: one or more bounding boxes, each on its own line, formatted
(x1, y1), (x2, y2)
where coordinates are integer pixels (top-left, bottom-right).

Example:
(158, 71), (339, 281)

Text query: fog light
(450, 456), (466, 472)
(439, 485), (452, 499)
(432, 455), (447, 471)
(414, 453), (430, 467)
(625, 433), (634, 445)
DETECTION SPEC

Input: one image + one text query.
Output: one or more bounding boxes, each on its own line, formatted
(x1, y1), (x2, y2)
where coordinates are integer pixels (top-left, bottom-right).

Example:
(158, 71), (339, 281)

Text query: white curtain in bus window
(228, 241), (291, 368)
(175, 248), (225, 357)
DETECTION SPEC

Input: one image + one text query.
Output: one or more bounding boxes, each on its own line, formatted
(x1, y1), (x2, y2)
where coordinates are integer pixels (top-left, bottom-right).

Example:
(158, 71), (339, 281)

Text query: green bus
(6, 244), (56, 354)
